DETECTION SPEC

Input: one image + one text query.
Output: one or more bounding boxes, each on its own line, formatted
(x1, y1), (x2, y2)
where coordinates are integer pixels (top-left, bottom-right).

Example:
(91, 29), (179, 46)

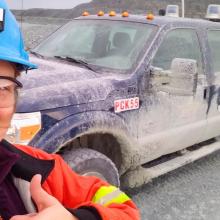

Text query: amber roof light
(82, 11), (90, 16)
(146, 13), (154, 20)
(122, 11), (129, 17)
(98, 11), (105, 16)
(109, 11), (116, 16)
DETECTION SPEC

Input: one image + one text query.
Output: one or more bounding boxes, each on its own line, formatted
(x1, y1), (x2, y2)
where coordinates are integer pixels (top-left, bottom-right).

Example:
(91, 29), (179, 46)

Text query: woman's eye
(0, 86), (11, 93)
(0, 86), (8, 90)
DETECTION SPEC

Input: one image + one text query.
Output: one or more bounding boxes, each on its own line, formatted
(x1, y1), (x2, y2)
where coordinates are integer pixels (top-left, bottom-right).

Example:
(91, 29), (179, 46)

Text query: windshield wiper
(29, 50), (45, 58)
(54, 56), (96, 72)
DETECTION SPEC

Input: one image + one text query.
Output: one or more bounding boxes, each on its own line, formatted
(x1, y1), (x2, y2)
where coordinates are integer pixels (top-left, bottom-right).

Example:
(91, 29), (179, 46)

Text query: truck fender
(33, 111), (132, 154)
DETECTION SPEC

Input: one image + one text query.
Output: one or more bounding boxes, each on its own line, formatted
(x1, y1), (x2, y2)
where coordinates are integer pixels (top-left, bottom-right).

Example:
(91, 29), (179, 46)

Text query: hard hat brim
(0, 54), (38, 71)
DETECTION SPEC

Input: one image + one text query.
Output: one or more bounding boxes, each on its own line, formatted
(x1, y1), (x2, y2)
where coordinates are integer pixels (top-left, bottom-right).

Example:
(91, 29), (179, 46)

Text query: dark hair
(13, 64), (21, 100)
(12, 63), (21, 78)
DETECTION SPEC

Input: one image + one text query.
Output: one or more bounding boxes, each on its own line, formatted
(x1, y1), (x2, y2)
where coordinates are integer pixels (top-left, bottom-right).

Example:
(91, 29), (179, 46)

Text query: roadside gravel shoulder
(129, 150), (220, 220)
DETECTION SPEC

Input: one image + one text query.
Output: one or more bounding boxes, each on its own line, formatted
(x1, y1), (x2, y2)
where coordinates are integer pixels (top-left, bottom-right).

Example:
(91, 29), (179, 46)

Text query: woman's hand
(10, 175), (78, 220)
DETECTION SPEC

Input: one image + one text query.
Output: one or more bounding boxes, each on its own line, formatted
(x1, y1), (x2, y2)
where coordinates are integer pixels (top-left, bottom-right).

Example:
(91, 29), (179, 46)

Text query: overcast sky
(6, 0), (92, 9)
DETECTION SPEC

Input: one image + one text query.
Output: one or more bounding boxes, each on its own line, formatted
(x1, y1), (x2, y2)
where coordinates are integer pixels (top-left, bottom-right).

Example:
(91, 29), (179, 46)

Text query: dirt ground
(129, 150), (220, 220)
(22, 20), (220, 220)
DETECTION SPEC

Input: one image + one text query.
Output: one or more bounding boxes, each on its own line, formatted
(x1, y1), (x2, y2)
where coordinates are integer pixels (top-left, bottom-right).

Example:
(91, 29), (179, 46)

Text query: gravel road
(22, 21), (220, 220)
(128, 150), (220, 220)
(21, 22), (61, 49)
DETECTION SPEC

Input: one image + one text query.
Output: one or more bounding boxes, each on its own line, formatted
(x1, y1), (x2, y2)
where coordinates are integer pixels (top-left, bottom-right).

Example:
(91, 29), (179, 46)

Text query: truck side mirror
(169, 58), (198, 94)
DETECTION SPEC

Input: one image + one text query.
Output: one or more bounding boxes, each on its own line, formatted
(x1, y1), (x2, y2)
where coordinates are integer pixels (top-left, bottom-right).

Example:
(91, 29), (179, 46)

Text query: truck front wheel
(61, 148), (120, 187)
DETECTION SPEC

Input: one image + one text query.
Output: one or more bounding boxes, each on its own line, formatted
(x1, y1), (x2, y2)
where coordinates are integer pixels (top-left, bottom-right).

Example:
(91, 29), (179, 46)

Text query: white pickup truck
(206, 4), (220, 22)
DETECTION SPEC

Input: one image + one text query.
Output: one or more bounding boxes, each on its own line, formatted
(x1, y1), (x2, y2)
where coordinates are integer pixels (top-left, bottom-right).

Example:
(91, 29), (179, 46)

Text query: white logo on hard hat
(0, 8), (4, 22)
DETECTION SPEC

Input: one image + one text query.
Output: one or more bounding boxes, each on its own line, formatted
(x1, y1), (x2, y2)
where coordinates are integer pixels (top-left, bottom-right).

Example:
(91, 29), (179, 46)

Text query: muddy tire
(61, 148), (120, 187)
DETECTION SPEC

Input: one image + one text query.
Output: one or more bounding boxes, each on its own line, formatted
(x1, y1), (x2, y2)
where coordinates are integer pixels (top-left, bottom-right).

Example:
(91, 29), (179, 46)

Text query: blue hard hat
(0, 0), (37, 71)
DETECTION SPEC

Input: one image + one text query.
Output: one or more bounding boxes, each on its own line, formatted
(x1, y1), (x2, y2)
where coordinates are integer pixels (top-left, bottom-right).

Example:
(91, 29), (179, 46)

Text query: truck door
(139, 28), (208, 159)
(205, 29), (220, 139)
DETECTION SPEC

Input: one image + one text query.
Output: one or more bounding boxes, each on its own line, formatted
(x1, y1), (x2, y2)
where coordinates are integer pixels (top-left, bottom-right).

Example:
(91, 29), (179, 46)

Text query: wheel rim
(82, 171), (107, 182)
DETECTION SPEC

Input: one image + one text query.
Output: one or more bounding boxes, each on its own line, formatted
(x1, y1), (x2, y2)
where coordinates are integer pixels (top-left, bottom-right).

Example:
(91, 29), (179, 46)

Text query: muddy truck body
(7, 14), (220, 188)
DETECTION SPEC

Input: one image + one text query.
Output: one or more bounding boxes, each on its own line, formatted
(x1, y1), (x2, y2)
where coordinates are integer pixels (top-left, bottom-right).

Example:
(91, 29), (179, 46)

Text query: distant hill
(12, 0), (220, 20)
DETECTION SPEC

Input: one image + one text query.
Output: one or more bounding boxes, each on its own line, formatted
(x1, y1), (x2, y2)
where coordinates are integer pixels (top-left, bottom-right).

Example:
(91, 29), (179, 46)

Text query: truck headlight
(6, 112), (41, 145)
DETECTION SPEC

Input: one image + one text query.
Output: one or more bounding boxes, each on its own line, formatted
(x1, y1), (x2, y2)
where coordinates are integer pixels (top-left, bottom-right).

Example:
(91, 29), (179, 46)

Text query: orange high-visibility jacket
(3, 140), (140, 220)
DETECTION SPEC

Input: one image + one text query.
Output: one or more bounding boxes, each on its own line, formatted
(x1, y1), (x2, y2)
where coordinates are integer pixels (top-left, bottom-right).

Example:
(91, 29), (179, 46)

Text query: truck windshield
(33, 19), (156, 72)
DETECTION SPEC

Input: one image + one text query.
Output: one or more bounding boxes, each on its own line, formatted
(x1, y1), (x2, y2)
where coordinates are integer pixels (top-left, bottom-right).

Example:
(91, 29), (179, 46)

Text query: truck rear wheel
(61, 148), (120, 187)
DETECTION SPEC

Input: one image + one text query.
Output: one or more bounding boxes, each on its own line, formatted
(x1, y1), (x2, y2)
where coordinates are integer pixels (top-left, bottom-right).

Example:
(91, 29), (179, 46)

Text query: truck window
(152, 28), (202, 72)
(207, 30), (220, 74)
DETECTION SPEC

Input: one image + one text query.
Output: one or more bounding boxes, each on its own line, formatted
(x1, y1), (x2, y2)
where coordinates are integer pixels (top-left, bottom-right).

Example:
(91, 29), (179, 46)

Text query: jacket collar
(0, 146), (20, 184)
(0, 139), (55, 183)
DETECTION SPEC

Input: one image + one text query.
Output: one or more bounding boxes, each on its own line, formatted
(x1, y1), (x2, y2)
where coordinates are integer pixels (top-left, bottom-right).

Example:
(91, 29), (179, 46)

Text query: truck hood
(16, 56), (118, 112)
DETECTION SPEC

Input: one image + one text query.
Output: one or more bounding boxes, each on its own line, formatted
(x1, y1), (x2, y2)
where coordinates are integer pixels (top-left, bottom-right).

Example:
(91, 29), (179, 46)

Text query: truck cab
(7, 13), (220, 188)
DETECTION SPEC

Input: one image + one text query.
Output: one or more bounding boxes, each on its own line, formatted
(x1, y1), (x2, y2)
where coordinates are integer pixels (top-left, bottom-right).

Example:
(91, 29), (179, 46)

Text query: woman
(0, 1), (140, 220)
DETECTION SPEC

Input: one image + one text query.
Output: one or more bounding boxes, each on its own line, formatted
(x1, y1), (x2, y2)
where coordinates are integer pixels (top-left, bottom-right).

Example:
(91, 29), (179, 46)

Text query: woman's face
(0, 60), (16, 142)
